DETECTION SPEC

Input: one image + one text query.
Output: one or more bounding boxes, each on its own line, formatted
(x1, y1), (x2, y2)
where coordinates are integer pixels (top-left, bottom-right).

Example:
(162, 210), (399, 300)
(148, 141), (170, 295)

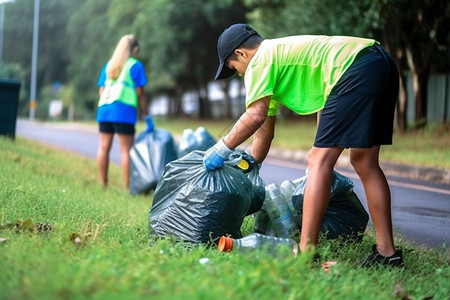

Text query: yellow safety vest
(98, 57), (138, 107)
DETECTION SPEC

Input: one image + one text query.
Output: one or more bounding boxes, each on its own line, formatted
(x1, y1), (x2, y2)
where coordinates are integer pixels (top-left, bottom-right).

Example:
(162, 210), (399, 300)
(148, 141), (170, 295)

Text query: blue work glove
(145, 115), (154, 133)
(203, 138), (233, 171)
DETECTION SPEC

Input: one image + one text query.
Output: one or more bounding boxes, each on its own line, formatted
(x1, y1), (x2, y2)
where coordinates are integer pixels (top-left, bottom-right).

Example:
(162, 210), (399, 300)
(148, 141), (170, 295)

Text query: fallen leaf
(21, 219), (36, 232)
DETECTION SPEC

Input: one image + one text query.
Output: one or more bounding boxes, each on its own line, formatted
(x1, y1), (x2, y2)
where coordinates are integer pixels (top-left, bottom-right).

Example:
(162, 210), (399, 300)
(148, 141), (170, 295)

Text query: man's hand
(203, 139), (233, 171)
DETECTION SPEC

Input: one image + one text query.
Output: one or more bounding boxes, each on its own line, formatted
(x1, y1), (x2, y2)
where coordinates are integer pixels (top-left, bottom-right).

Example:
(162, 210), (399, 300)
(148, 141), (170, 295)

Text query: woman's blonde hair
(106, 34), (139, 79)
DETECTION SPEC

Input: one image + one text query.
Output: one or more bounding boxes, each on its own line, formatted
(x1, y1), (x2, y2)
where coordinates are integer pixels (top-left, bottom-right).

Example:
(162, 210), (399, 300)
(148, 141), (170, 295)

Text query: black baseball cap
(215, 23), (258, 80)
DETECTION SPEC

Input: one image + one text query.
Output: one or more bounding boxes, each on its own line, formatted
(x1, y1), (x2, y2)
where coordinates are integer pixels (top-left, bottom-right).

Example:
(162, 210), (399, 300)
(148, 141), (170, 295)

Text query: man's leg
(299, 146), (343, 252)
(97, 133), (114, 187)
(117, 133), (134, 190)
(350, 146), (395, 256)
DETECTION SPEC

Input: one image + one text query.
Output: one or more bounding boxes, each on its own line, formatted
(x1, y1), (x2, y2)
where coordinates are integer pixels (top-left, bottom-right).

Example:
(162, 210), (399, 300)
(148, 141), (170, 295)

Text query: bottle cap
(218, 236), (233, 252)
(236, 159), (249, 171)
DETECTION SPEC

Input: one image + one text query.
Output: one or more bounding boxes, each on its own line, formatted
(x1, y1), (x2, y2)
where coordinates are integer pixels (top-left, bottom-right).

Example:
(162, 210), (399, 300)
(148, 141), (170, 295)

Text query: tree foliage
(129, 0), (247, 118)
(244, 0), (450, 130)
(373, 0), (450, 128)
(1, 0), (449, 127)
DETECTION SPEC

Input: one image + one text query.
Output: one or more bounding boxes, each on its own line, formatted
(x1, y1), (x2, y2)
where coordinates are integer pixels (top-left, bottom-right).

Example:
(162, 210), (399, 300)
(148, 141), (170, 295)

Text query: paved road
(15, 119), (450, 249)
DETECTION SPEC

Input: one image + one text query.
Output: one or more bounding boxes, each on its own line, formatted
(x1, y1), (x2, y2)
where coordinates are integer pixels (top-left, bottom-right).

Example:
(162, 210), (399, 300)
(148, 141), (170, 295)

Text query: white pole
(0, 3), (4, 63)
(29, 0), (39, 120)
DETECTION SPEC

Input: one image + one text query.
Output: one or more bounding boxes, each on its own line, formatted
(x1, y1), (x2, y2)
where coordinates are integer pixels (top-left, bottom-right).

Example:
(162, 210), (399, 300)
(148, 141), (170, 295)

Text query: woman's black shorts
(99, 122), (135, 135)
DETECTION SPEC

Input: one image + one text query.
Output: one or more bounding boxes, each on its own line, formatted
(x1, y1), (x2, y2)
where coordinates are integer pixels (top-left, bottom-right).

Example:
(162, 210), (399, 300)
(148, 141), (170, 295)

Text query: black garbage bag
(148, 149), (265, 244)
(129, 129), (178, 195)
(177, 127), (216, 158)
(291, 170), (369, 239)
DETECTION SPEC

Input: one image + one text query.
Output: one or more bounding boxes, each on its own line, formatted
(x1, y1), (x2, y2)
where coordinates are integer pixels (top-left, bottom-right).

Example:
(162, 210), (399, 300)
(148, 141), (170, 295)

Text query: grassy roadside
(54, 117), (450, 169)
(138, 117), (450, 170)
(0, 136), (448, 300)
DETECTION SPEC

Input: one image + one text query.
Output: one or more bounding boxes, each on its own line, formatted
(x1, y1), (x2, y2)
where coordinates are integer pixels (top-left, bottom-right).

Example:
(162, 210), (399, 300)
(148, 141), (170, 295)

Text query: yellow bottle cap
(236, 159), (249, 171)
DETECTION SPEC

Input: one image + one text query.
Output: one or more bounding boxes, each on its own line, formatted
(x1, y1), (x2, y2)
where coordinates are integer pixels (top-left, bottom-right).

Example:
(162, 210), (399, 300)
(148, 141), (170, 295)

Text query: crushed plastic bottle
(218, 233), (298, 257)
(279, 179), (302, 228)
(280, 179), (297, 212)
(264, 183), (297, 238)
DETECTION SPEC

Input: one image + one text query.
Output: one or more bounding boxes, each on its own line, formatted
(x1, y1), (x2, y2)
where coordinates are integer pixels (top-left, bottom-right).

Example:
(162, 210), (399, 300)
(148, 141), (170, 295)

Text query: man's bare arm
(223, 97), (270, 150)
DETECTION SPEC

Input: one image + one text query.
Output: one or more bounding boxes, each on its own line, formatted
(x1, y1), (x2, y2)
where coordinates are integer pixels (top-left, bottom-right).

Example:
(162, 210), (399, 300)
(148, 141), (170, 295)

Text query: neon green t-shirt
(244, 35), (377, 116)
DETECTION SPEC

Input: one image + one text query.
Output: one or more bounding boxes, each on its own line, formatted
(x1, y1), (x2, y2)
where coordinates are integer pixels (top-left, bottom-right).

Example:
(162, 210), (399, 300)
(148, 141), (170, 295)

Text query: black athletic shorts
(99, 122), (135, 135)
(314, 44), (399, 148)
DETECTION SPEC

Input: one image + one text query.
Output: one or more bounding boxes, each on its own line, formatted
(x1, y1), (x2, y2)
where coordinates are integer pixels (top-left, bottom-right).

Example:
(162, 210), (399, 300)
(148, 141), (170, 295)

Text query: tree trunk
(168, 88), (183, 117)
(218, 80), (232, 119)
(411, 71), (428, 128)
(404, 39), (434, 128)
(396, 72), (408, 132)
(406, 46), (429, 128)
(198, 83), (211, 120)
(394, 45), (407, 132)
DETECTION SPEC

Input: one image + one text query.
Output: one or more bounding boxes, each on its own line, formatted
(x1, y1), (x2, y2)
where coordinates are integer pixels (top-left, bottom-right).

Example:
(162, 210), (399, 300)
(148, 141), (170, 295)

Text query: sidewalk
(267, 147), (450, 186)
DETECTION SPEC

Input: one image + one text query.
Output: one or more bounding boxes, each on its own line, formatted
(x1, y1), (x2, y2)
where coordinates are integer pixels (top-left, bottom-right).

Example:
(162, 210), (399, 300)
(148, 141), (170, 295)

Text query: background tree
(2, 0), (449, 128)
(244, 0), (450, 130)
(3, 0), (77, 118)
(373, 0), (450, 129)
(66, 0), (116, 119)
(130, 0), (247, 119)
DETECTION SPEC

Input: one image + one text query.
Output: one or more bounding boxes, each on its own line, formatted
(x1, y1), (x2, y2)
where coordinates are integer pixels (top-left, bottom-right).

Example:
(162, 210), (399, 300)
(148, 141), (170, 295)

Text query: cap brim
(215, 61), (236, 80)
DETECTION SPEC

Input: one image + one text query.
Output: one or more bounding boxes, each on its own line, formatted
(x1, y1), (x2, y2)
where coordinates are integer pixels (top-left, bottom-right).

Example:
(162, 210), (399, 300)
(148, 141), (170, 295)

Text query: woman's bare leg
(97, 133), (114, 187)
(117, 133), (134, 190)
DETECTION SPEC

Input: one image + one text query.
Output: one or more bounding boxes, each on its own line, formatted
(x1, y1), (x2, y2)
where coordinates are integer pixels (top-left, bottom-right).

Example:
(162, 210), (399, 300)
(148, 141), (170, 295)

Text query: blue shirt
(96, 60), (147, 124)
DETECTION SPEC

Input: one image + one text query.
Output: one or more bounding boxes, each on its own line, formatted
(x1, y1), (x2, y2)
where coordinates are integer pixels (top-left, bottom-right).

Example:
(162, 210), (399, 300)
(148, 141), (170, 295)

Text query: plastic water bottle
(253, 207), (275, 236)
(218, 233), (298, 257)
(280, 179), (297, 213)
(264, 183), (297, 238)
(279, 179), (302, 228)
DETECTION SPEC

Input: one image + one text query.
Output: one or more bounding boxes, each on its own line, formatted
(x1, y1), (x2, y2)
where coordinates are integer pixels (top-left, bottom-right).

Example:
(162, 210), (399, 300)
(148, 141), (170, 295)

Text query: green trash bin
(0, 79), (21, 139)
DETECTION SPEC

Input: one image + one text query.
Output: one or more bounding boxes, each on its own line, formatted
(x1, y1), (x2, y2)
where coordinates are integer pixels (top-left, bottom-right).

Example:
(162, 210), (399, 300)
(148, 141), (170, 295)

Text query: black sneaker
(313, 252), (321, 264)
(361, 244), (404, 267)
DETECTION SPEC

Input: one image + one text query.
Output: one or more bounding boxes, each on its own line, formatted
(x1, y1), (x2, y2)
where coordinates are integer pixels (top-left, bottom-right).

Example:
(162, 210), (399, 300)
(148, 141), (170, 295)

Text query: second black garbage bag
(129, 128), (178, 195)
(148, 149), (265, 244)
(254, 170), (369, 240)
(291, 170), (369, 239)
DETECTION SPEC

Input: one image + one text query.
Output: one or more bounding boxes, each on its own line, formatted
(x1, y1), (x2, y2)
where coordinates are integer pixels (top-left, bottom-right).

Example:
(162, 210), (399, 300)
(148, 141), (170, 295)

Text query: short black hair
(228, 34), (264, 61)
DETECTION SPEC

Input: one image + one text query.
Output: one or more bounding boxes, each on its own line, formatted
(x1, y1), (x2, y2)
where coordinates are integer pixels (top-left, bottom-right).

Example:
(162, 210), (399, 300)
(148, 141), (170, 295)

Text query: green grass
(0, 136), (449, 300)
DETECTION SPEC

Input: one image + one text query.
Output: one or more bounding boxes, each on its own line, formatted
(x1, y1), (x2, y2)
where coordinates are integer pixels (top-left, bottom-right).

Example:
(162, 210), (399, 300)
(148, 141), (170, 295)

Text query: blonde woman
(96, 34), (149, 189)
